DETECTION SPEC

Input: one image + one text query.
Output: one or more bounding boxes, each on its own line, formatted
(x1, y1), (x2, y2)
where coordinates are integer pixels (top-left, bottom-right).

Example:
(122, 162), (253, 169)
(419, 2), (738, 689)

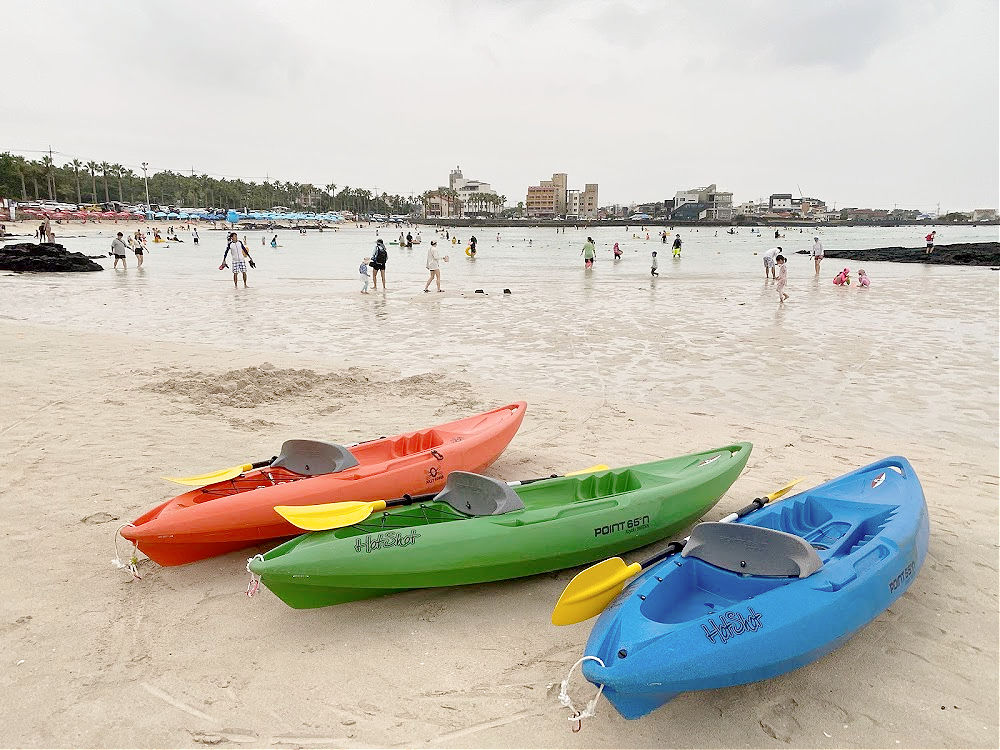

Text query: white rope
(558, 656), (605, 732)
(245, 554), (263, 597)
(111, 524), (142, 580)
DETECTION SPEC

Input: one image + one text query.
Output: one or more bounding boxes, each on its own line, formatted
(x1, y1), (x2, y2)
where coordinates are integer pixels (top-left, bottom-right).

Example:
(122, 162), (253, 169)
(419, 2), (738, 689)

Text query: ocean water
(2, 224), (997, 451)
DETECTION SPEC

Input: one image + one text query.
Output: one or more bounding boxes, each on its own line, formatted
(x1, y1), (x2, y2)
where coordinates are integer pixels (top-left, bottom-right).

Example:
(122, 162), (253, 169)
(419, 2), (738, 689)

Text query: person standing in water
(406, 231), (413, 248)
(359, 257), (370, 294)
(925, 230), (936, 254)
(370, 238), (388, 290)
(581, 236), (596, 268)
(650, 250), (659, 276)
(775, 254), (789, 303)
(423, 240), (448, 292)
(762, 246), (781, 279)
(221, 231), (253, 287)
(192, 226), (199, 245)
(671, 233), (682, 257)
(469, 235), (478, 256)
(110, 232), (128, 269)
(811, 236), (824, 274)
(270, 234), (278, 248)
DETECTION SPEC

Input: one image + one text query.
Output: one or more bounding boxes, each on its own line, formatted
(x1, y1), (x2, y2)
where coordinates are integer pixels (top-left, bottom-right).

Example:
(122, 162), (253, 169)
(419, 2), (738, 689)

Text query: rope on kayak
(245, 554), (264, 598)
(558, 656), (605, 732)
(111, 524), (142, 580)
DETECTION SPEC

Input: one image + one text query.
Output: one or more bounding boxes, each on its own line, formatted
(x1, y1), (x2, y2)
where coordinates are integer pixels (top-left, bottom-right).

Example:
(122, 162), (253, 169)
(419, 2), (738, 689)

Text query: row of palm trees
(418, 188), (507, 218)
(0, 152), (420, 216)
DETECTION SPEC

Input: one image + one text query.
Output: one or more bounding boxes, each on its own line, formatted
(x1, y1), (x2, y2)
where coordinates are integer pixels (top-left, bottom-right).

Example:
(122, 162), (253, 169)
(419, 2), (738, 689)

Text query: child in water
(651, 250), (659, 276)
(359, 257), (370, 294)
(857, 269), (870, 288)
(775, 255), (788, 303)
(833, 268), (851, 286)
(613, 242), (622, 260)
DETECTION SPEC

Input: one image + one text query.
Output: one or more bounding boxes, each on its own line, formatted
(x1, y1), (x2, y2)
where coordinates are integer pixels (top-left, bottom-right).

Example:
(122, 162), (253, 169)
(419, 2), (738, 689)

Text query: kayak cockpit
(639, 494), (900, 625)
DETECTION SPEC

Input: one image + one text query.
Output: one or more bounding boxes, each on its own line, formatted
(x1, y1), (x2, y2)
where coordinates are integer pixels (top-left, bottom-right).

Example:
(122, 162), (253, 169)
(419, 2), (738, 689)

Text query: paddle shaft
(638, 495), (773, 570)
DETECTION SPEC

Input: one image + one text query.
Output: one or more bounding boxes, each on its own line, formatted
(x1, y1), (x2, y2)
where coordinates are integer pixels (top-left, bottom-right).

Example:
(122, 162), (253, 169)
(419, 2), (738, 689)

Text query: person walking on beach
(581, 237), (596, 268)
(762, 246), (781, 279)
(775, 254), (789, 303)
(192, 226), (199, 245)
(925, 230), (936, 254)
(370, 238), (388, 290)
(221, 231), (254, 288)
(423, 240), (449, 293)
(650, 250), (659, 276)
(359, 257), (370, 294)
(44, 218), (54, 243)
(811, 236), (824, 274)
(110, 232), (128, 269)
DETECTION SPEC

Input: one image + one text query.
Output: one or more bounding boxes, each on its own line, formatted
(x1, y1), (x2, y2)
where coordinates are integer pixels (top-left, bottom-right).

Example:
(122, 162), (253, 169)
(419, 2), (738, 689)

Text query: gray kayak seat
(682, 522), (823, 578)
(434, 471), (525, 516)
(270, 440), (359, 476)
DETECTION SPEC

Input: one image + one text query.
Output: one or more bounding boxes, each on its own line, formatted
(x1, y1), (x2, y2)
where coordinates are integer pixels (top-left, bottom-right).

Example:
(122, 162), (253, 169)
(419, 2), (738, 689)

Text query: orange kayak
(121, 402), (526, 566)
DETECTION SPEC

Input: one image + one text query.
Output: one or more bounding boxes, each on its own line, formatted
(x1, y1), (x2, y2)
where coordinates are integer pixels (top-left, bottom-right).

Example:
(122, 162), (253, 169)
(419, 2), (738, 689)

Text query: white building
(449, 166), (499, 209)
(673, 184), (733, 221)
(565, 189), (581, 218)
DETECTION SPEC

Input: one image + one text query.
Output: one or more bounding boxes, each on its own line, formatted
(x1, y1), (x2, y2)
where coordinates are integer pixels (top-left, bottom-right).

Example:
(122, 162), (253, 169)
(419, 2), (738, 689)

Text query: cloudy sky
(3, 0), (997, 210)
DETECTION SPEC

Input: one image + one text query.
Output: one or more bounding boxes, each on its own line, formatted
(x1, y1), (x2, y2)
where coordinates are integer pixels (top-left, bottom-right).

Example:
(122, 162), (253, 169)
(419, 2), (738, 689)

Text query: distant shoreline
(415, 218), (999, 229)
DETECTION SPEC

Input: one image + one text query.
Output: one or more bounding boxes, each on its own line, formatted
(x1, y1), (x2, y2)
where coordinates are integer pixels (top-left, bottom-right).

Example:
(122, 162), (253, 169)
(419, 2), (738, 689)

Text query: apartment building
(526, 172), (597, 219)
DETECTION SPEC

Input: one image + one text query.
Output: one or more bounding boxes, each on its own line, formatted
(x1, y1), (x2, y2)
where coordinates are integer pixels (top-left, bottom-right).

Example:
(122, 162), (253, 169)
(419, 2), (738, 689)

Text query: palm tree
(112, 164), (125, 202)
(120, 168), (136, 202)
(69, 159), (83, 205)
(12, 155), (28, 200)
(99, 162), (111, 204)
(85, 161), (99, 203)
(40, 155), (55, 200)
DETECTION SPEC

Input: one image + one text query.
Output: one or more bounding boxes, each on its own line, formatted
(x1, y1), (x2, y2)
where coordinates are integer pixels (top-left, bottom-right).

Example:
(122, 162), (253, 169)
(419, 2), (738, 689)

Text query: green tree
(40, 155), (55, 200)
(99, 162), (111, 203)
(85, 161), (99, 203)
(69, 159), (83, 205)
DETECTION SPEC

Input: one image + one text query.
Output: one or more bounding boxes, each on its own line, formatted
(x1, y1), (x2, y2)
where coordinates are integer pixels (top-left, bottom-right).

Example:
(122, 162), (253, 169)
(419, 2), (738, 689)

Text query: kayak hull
(122, 403), (526, 565)
(581, 456), (929, 719)
(249, 443), (752, 608)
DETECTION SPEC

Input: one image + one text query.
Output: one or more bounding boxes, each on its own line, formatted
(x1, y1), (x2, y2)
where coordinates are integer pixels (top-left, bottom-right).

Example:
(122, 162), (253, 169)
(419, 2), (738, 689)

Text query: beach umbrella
(167, 212), (179, 219)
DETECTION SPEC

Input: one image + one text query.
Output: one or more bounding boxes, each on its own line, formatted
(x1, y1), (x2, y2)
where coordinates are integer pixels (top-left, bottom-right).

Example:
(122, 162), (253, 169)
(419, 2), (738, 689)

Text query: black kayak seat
(682, 521), (823, 578)
(434, 471), (525, 516)
(271, 440), (360, 476)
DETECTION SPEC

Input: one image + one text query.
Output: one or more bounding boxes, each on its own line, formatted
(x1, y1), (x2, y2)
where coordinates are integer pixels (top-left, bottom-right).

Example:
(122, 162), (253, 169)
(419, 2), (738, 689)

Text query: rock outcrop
(797, 242), (1000, 266)
(0, 243), (104, 272)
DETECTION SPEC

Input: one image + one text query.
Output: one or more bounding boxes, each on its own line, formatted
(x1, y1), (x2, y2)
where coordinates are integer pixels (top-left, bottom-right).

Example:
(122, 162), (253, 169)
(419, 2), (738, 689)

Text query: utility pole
(141, 162), (151, 209)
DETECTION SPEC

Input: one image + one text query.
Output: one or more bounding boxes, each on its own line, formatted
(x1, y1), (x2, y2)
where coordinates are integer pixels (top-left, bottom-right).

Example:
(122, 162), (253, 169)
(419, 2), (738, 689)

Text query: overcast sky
(3, 0), (997, 210)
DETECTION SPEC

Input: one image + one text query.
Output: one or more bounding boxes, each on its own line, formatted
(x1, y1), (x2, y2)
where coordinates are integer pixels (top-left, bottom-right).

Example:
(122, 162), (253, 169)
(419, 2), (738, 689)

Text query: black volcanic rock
(796, 242), (1000, 266)
(0, 242), (104, 272)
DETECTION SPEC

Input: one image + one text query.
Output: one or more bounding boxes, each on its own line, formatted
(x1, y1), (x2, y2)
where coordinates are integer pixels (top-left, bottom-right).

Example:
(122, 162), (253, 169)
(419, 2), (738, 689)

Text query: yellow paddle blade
(162, 463), (254, 487)
(276, 499), (388, 531)
(566, 464), (609, 475)
(766, 477), (806, 501)
(551, 558), (643, 626)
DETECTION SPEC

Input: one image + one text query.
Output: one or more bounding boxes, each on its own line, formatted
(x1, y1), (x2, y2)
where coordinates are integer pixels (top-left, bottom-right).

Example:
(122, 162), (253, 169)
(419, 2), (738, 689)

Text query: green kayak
(248, 443), (752, 609)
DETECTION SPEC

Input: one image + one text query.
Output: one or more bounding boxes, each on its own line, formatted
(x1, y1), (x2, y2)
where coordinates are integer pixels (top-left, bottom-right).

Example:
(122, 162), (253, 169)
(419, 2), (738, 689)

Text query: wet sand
(0, 222), (997, 747)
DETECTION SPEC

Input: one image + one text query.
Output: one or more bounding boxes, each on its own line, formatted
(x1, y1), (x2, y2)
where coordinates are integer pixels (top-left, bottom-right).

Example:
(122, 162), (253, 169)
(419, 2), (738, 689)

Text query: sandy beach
(1, 218), (997, 748)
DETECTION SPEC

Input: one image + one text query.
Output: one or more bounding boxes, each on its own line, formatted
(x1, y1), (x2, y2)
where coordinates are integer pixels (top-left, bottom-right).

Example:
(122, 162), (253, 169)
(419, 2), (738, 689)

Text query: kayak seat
(271, 440), (359, 476)
(390, 430), (444, 458)
(434, 471), (525, 516)
(573, 470), (641, 502)
(682, 522), (823, 578)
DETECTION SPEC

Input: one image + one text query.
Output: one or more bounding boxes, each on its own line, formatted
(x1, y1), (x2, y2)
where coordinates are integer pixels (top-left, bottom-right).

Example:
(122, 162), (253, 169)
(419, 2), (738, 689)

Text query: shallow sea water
(1, 224), (997, 452)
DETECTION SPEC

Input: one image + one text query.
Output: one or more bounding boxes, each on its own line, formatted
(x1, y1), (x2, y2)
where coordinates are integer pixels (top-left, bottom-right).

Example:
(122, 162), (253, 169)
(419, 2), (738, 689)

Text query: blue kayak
(580, 456), (929, 719)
